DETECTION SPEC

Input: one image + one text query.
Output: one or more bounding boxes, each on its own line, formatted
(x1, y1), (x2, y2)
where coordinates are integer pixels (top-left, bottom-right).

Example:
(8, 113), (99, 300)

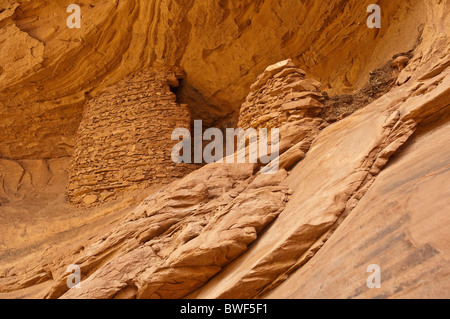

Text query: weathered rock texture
(238, 59), (324, 129)
(265, 111), (450, 299)
(0, 0), (429, 159)
(0, 107), (325, 297)
(48, 164), (290, 299)
(67, 67), (195, 206)
(190, 55), (450, 299)
(1, 0), (450, 300)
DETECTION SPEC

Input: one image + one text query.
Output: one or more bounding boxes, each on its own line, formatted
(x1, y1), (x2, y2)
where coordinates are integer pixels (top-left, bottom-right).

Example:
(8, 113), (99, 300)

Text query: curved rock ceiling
(0, 0), (449, 300)
(0, 0), (428, 159)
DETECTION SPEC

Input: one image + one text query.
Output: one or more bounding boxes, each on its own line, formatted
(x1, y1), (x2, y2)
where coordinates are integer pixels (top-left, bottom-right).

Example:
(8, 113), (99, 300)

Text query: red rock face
(0, 0), (429, 159)
(0, 0), (449, 300)
(67, 67), (196, 207)
(265, 112), (450, 299)
(238, 59), (325, 129)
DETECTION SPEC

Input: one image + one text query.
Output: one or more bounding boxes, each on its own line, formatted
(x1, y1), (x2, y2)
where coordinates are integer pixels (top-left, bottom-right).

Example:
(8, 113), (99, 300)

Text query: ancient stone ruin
(238, 59), (324, 129)
(67, 67), (196, 206)
(1, 0), (449, 301)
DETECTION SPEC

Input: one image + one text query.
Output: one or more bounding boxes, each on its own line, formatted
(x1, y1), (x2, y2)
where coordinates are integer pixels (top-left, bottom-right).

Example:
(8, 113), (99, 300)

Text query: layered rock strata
(0, 0), (449, 298)
(190, 55), (450, 299)
(1, 51), (449, 299)
(0, 71), (325, 298)
(42, 112), (323, 299)
(67, 67), (196, 206)
(238, 59), (324, 129)
(0, 0), (427, 159)
(266, 110), (450, 299)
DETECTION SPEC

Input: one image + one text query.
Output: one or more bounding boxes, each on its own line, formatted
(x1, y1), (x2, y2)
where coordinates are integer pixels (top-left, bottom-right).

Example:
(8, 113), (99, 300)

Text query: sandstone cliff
(0, 0), (449, 299)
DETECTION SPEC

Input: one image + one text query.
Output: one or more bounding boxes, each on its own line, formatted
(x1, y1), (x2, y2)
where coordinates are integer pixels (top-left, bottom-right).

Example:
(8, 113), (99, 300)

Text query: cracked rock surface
(1, 0), (449, 299)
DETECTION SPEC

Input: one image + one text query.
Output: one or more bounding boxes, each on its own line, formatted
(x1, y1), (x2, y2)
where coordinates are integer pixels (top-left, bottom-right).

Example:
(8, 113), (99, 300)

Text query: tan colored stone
(391, 56), (410, 71)
(281, 98), (324, 111)
(238, 59), (324, 130)
(277, 144), (306, 170)
(285, 91), (324, 101)
(250, 59), (296, 91)
(265, 112), (450, 299)
(0, 0), (437, 159)
(44, 162), (291, 299)
(1, 0), (449, 301)
(67, 67), (196, 207)
(189, 63), (450, 299)
(82, 195), (98, 205)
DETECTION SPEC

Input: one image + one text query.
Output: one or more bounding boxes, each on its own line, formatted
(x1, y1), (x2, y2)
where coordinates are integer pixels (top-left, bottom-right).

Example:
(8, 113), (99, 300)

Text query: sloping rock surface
(1, 0), (449, 300)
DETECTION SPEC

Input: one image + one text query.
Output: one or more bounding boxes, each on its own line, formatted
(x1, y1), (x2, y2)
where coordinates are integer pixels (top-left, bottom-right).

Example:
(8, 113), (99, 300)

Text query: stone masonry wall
(238, 59), (324, 129)
(67, 67), (196, 206)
